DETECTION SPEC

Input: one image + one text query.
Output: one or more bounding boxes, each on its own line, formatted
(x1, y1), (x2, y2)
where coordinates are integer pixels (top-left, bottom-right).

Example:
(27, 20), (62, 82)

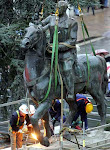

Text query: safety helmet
(29, 105), (35, 115)
(86, 103), (93, 113)
(19, 104), (28, 114)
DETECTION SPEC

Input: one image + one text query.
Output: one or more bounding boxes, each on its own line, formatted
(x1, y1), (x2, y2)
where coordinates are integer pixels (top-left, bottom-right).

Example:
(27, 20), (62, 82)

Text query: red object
(75, 125), (82, 130)
(25, 65), (31, 82)
(91, 49), (109, 56)
(107, 66), (110, 70)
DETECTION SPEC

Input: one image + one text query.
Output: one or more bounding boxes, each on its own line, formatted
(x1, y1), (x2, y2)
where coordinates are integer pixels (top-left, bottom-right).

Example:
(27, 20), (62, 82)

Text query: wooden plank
(0, 98), (30, 108)
(0, 121), (9, 125)
(0, 131), (9, 135)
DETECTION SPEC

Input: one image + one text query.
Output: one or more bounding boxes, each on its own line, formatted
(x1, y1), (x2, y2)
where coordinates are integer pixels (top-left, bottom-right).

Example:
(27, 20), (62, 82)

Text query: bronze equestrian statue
(21, 1), (108, 147)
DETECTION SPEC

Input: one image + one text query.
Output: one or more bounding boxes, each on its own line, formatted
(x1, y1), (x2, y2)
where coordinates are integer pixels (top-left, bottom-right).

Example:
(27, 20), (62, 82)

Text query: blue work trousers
(73, 111), (88, 129)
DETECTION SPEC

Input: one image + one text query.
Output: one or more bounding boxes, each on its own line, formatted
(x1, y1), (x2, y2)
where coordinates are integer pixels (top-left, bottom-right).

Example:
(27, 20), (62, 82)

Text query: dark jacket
(49, 100), (61, 120)
(76, 94), (89, 113)
(10, 111), (30, 132)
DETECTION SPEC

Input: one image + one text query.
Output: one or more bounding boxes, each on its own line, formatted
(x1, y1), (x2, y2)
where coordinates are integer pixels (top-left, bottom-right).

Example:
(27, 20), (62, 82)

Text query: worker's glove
(71, 121), (77, 128)
(18, 129), (22, 133)
(51, 117), (56, 122)
(27, 124), (33, 128)
(28, 124), (33, 132)
(12, 131), (16, 134)
(22, 125), (28, 132)
(87, 98), (91, 103)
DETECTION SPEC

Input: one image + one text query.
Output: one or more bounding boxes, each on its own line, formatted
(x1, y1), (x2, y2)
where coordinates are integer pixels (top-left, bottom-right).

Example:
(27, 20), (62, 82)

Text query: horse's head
(21, 23), (45, 50)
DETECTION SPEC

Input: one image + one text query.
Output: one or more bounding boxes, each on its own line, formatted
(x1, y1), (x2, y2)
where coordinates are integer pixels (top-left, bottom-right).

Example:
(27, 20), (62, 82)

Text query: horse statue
(20, 23), (108, 147)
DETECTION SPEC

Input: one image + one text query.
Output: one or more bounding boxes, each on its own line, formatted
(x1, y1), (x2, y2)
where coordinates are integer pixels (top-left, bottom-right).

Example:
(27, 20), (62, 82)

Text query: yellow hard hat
(86, 103), (93, 113)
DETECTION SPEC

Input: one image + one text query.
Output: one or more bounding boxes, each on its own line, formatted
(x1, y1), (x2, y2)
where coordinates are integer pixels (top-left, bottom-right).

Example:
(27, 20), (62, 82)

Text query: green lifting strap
(78, 3), (96, 87)
(55, 25), (58, 92)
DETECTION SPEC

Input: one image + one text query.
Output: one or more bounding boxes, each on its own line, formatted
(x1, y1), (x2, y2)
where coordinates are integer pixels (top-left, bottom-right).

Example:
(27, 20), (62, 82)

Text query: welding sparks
(31, 133), (37, 140)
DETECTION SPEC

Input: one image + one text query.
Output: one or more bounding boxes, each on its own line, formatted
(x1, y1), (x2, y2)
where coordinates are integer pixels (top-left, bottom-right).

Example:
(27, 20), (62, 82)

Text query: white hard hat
(29, 105), (35, 115)
(19, 104), (28, 114)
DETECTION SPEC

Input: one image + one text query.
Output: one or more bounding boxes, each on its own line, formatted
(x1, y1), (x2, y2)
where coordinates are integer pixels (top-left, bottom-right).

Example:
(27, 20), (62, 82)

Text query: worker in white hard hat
(9, 104), (29, 150)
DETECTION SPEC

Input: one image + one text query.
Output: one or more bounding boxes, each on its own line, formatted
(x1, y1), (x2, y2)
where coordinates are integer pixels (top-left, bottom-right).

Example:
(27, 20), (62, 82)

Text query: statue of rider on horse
(21, 1), (108, 147)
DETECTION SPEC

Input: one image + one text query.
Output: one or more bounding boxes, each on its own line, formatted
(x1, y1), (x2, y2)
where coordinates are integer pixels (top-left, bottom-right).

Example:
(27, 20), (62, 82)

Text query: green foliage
(43, 0), (56, 17)
(10, 59), (24, 73)
(0, 23), (26, 66)
(0, 24), (19, 46)
(0, 23), (26, 102)
(10, 74), (26, 100)
(0, 0), (13, 24)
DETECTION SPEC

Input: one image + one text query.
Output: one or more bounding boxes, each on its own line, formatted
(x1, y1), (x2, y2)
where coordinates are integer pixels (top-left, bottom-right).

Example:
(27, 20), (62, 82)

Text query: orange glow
(31, 133), (37, 140)
(44, 128), (46, 137)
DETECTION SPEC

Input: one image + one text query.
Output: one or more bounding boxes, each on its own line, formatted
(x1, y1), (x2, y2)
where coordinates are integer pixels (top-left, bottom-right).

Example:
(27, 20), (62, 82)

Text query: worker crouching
(72, 94), (93, 130)
(9, 104), (29, 150)
(49, 99), (66, 132)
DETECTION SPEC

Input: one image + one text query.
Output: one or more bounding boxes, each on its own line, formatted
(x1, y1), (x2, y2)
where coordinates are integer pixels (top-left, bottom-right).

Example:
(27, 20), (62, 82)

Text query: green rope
(55, 25), (58, 92)
(78, 3), (96, 86)
(82, 18), (96, 56)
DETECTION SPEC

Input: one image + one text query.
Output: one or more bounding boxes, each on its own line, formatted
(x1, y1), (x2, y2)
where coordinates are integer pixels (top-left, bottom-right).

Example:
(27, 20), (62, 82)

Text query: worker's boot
(75, 125), (81, 130)
(39, 136), (50, 147)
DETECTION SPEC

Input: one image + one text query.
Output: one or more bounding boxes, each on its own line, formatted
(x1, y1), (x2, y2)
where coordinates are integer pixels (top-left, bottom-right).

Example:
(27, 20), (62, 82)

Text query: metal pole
(83, 122), (85, 150)
(58, 65), (63, 150)
(60, 98), (63, 150)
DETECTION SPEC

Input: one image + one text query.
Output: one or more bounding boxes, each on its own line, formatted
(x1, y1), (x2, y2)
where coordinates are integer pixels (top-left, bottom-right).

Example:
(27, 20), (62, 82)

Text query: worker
(72, 94), (93, 130)
(9, 104), (29, 150)
(49, 99), (66, 130)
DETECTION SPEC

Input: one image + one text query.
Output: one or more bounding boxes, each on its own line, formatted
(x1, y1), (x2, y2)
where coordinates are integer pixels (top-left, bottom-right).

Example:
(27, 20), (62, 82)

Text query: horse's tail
(101, 57), (108, 94)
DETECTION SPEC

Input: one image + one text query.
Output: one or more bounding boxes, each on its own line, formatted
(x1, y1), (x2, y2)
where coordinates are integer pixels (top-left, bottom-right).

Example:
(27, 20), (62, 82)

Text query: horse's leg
(63, 97), (77, 140)
(88, 86), (107, 125)
(30, 101), (51, 147)
(64, 98), (78, 126)
(42, 111), (52, 138)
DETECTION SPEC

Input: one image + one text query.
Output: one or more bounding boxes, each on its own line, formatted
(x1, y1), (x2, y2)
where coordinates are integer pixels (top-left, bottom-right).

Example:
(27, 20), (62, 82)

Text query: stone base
(26, 129), (110, 150)
(2, 130), (110, 150)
